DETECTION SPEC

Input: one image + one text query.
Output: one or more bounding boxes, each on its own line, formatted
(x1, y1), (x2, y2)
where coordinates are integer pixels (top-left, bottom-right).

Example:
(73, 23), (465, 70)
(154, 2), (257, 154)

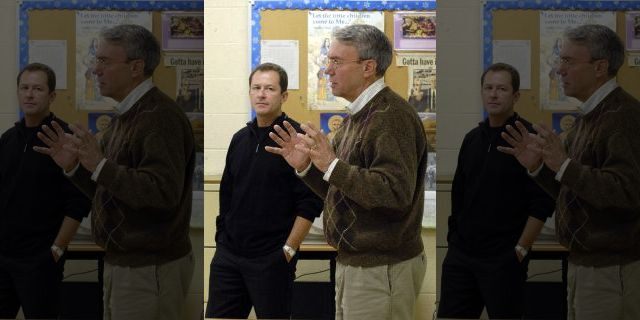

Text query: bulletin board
(18, 0), (203, 134)
(252, 0), (437, 149)
(483, 0), (640, 126)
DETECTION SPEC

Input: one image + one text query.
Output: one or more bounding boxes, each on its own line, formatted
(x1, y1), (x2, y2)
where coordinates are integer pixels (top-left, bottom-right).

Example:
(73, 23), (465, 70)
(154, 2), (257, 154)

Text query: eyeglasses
(93, 57), (134, 68)
(324, 58), (365, 70)
(554, 57), (599, 68)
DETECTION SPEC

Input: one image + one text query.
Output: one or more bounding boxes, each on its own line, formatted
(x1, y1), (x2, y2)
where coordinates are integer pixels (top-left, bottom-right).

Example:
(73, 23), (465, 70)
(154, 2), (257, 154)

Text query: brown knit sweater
(535, 87), (640, 267)
(303, 87), (427, 267)
(71, 87), (195, 267)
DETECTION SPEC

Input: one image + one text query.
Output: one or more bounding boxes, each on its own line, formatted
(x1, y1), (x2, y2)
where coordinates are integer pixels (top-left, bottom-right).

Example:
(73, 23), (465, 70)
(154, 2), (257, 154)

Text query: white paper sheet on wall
(29, 40), (67, 89)
(492, 40), (531, 90)
(261, 40), (300, 90)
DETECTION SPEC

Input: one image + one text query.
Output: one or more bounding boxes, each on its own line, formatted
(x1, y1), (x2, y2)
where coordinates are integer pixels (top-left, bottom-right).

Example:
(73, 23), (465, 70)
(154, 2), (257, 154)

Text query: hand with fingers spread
(297, 122), (336, 173)
(497, 120), (543, 172)
(531, 123), (567, 172)
(67, 123), (104, 173)
(33, 120), (79, 172)
(265, 120), (311, 172)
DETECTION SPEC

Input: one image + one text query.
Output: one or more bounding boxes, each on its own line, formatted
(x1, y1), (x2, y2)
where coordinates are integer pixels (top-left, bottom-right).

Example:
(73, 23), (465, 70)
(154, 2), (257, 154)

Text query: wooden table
(530, 241), (569, 320)
(298, 243), (337, 284)
(66, 241), (104, 319)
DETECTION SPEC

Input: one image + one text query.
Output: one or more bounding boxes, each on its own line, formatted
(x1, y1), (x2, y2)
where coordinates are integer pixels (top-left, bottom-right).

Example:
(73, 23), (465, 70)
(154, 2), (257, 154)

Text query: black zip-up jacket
(216, 113), (323, 257)
(448, 113), (554, 256)
(0, 113), (90, 257)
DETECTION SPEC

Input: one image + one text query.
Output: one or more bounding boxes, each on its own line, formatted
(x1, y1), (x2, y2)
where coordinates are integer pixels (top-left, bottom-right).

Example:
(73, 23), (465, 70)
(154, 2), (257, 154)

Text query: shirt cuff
(63, 163), (80, 177)
(91, 158), (108, 182)
(527, 163), (544, 177)
(555, 158), (571, 182)
(323, 158), (340, 182)
(295, 162), (313, 177)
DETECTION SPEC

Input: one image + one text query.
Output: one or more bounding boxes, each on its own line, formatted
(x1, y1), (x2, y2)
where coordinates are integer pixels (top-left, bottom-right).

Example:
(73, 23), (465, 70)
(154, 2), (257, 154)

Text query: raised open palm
(497, 121), (543, 172)
(265, 120), (311, 172)
(33, 121), (78, 172)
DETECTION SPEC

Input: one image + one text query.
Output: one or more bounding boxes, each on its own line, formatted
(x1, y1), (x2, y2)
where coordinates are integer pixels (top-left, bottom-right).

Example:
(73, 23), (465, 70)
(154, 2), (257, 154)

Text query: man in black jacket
(205, 63), (323, 319)
(437, 63), (555, 319)
(0, 63), (90, 319)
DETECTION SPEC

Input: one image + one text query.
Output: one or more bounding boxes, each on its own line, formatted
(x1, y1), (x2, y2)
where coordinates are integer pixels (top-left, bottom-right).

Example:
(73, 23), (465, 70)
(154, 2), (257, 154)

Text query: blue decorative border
(483, 0), (640, 69)
(18, 0), (203, 69)
(251, 0), (436, 70)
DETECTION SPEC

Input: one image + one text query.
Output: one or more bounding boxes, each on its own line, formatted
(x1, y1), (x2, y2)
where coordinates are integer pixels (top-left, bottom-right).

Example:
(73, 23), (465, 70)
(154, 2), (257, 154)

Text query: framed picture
(626, 12), (640, 51)
(161, 11), (204, 51)
(393, 11), (436, 51)
(319, 112), (348, 142)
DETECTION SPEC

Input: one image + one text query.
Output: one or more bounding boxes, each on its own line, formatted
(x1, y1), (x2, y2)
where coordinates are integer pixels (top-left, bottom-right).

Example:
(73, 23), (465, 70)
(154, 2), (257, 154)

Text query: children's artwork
(393, 11), (436, 51)
(626, 12), (640, 51)
(307, 11), (384, 110)
(162, 11), (204, 51)
(539, 11), (615, 110)
(552, 112), (580, 134)
(88, 113), (115, 134)
(320, 112), (348, 142)
(76, 11), (152, 111)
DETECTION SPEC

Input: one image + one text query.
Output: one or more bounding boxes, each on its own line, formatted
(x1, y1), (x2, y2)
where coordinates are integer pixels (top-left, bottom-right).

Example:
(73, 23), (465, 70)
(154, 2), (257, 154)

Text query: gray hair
(564, 24), (624, 77)
(333, 24), (393, 77)
(100, 24), (161, 77)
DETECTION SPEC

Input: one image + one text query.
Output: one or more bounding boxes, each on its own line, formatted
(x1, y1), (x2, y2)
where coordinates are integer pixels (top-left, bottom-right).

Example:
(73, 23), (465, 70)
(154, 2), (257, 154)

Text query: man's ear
(594, 59), (609, 78)
(48, 91), (57, 105)
(130, 59), (145, 77)
(363, 59), (378, 78)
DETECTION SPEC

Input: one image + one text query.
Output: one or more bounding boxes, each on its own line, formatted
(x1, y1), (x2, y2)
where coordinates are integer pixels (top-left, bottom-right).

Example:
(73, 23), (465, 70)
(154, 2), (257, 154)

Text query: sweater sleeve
(95, 108), (194, 216)
(61, 172), (91, 221)
(327, 111), (425, 214)
(449, 134), (468, 236)
(69, 165), (98, 200)
(292, 172), (324, 222)
(300, 165), (330, 200)
(560, 128), (640, 219)
(524, 171), (555, 222)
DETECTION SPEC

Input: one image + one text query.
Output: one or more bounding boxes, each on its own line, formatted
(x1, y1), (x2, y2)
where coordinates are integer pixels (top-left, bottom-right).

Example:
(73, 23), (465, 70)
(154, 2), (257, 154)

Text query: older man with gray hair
(36, 24), (195, 320)
(267, 24), (427, 320)
(501, 24), (640, 319)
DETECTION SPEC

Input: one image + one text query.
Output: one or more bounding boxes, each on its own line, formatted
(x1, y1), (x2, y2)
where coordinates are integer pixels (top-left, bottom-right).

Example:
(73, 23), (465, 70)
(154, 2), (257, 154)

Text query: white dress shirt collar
(579, 78), (618, 115)
(346, 78), (386, 115)
(114, 78), (155, 115)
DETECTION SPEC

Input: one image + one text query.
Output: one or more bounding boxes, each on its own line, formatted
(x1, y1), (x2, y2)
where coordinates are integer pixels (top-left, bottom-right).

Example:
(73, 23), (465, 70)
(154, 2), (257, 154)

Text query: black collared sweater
(448, 113), (554, 256)
(216, 113), (323, 257)
(0, 113), (90, 257)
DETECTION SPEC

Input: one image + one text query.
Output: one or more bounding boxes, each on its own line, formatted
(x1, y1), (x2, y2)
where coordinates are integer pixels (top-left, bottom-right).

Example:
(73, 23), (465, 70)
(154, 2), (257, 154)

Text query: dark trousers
(0, 250), (64, 319)
(205, 245), (296, 319)
(437, 245), (529, 319)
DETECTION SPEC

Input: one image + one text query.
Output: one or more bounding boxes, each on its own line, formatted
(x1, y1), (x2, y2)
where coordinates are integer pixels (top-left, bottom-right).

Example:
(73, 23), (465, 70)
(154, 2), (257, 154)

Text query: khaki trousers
(335, 253), (426, 320)
(103, 251), (194, 320)
(568, 259), (640, 320)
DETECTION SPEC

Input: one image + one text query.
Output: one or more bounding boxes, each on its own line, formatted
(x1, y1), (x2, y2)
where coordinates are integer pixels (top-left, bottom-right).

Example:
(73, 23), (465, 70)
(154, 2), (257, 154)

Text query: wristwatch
(283, 244), (296, 258)
(515, 244), (529, 258)
(51, 244), (65, 257)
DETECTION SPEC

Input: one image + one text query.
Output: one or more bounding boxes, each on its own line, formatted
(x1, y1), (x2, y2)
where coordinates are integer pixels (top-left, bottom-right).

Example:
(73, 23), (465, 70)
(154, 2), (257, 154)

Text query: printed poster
(396, 53), (436, 115)
(308, 11), (384, 110)
(75, 11), (152, 111)
(539, 11), (615, 110)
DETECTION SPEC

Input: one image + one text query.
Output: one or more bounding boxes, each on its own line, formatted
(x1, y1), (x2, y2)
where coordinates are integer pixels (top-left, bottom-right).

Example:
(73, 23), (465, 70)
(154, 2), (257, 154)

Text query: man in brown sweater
(35, 24), (195, 320)
(267, 24), (427, 319)
(500, 24), (640, 319)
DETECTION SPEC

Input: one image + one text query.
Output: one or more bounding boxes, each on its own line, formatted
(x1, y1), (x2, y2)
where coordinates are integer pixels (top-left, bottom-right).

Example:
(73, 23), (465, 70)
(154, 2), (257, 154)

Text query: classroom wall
(0, 2), (203, 318)
(203, 0), (250, 177)
(435, 1), (570, 315)
(203, 1), (437, 318)
(0, 1), (19, 132)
